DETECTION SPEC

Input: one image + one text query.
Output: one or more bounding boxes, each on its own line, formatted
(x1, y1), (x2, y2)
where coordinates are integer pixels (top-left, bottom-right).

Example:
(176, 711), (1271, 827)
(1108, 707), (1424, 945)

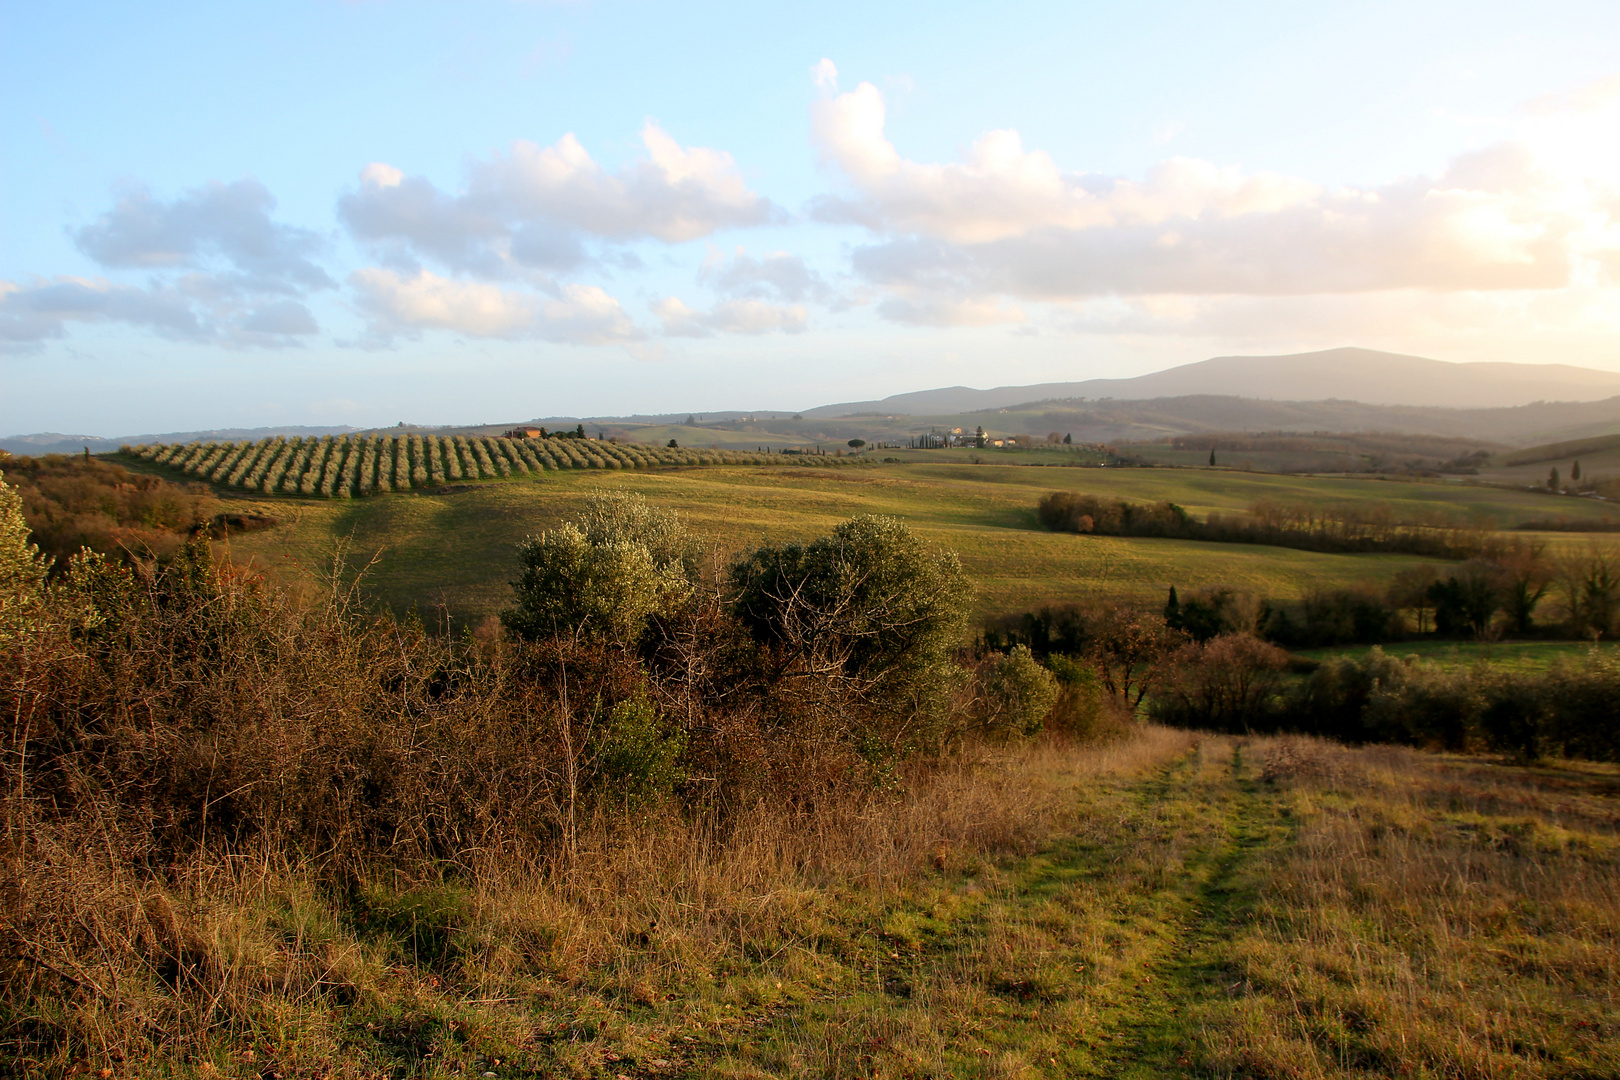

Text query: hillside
(215, 458), (1615, 627)
(656, 395), (1620, 451)
(805, 347), (1620, 416)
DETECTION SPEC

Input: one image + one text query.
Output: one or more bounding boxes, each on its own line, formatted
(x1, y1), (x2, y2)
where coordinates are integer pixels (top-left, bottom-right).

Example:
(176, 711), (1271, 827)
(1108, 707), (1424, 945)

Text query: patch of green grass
(1295, 639), (1620, 672)
(690, 741), (1297, 1080)
(219, 462), (1492, 625)
(28, 734), (1619, 1078)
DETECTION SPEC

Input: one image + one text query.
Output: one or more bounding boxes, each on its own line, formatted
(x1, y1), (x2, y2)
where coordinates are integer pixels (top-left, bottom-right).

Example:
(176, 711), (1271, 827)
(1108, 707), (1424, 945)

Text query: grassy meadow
(1297, 638), (1620, 672)
(12, 454), (1620, 1078)
(190, 455), (1618, 626)
(25, 729), (1617, 1078)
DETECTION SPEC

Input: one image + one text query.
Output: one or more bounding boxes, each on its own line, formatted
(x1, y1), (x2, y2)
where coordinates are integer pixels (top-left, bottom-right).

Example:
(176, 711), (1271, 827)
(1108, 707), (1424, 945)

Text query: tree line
(1036, 490), (1508, 560)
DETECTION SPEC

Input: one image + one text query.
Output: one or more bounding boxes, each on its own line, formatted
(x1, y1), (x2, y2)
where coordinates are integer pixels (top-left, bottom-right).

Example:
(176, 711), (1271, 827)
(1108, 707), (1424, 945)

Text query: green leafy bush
(1043, 655), (1118, 739)
(591, 693), (686, 805)
(503, 492), (697, 645)
(978, 645), (1058, 737)
(729, 514), (972, 720)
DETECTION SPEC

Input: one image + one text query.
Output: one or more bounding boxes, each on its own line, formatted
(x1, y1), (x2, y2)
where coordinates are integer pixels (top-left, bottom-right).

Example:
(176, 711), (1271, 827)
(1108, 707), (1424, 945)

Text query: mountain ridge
(802, 348), (1620, 417)
(12, 348), (1620, 456)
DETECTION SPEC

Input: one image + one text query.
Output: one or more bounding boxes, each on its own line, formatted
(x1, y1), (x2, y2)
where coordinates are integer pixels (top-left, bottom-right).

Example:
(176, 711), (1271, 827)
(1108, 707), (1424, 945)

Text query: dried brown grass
(0, 539), (1191, 1075)
(1205, 736), (1620, 1079)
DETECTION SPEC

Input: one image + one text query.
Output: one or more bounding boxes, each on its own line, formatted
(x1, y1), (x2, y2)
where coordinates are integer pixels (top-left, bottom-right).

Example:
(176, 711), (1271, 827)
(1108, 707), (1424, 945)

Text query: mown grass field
(195, 455), (1620, 626)
(1297, 639), (1620, 672)
(214, 459), (1605, 625)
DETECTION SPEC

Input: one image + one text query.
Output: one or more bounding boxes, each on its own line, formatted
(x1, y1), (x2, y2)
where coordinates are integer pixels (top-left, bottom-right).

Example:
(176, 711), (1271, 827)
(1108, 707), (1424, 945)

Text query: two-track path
(666, 739), (1297, 1079)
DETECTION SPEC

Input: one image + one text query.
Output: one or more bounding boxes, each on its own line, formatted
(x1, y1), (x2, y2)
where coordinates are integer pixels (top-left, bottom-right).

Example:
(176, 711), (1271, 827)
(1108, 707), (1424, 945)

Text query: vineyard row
(121, 434), (849, 498)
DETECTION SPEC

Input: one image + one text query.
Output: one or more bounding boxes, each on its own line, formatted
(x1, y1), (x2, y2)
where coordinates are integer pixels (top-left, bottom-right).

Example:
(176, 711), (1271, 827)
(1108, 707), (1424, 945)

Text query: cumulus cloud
(652, 296), (807, 337)
(74, 180), (334, 293)
(238, 300), (320, 336)
(0, 179), (334, 351)
(338, 123), (776, 278)
(0, 274), (320, 353)
(351, 268), (643, 344)
(339, 169), (515, 276)
(0, 277), (200, 349)
(810, 72), (1619, 320)
(699, 247), (836, 303)
(811, 81), (1319, 244)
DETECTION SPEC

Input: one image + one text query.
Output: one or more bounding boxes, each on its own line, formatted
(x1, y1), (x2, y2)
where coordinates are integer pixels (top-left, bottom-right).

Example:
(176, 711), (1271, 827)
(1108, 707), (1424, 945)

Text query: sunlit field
(192, 457), (1587, 625)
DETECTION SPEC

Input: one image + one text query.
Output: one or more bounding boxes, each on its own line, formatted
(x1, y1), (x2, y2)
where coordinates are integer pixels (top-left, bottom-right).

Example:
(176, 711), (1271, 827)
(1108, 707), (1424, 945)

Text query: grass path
(671, 738), (1292, 1079)
(1085, 743), (1297, 1079)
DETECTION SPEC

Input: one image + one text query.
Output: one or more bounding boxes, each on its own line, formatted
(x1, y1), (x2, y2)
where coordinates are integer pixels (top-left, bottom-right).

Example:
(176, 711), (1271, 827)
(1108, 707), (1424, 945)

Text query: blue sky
(5, 0), (1620, 434)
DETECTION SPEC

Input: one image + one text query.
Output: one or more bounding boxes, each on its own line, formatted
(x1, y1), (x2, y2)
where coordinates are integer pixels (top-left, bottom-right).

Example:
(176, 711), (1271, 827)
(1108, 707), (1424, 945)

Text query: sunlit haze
(5, 0), (1620, 434)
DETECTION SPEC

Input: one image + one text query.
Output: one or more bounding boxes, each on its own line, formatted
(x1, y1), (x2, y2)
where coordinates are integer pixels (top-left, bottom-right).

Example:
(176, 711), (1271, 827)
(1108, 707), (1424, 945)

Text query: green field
(200, 456), (1620, 627)
(1296, 638), (1620, 672)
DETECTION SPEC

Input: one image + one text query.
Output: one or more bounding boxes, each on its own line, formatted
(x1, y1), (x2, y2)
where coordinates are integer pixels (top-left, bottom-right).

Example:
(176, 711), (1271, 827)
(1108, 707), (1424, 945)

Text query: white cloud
(339, 170), (517, 276)
(479, 123), (774, 241)
(653, 295), (806, 337)
(351, 268), (642, 344)
(239, 300), (320, 336)
(812, 80), (1319, 244)
(338, 122), (776, 278)
(74, 180), (334, 293)
(360, 162), (405, 188)
(537, 283), (646, 345)
(811, 57), (838, 91)
(1524, 73), (1620, 115)
(0, 180), (336, 350)
(809, 72), (1620, 323)
(0, 274), (319, 352)
(699, 247), (836, 303)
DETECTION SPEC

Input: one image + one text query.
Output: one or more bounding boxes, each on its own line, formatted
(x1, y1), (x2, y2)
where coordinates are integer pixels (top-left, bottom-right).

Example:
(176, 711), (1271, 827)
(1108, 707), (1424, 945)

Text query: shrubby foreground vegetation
(0, 454), (229, 567)
(0, 478), (1103, 1073)
(4, 472), (1618, 1077)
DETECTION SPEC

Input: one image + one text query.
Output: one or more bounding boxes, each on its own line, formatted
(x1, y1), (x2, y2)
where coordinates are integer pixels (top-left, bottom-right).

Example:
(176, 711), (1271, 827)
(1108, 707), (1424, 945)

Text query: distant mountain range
(0, 426), (358, 458)
(11, 348), (1620, 457)
(803, 348), (1620, 416)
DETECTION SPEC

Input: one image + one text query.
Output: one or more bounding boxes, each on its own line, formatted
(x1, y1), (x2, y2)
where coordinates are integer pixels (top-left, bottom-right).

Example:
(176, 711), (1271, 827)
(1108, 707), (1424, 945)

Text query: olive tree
(979, 645), (1059, 737)
(502, 492), (697, 644)
(729, 514), (972, 716)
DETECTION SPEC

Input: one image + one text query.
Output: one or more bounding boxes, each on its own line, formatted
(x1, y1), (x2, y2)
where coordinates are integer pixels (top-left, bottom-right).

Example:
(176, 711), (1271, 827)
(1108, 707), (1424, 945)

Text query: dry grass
(13, 715), (1620, 1078)
(4, 726), (1193, 1078)
(1204, 737), (1620, 1079)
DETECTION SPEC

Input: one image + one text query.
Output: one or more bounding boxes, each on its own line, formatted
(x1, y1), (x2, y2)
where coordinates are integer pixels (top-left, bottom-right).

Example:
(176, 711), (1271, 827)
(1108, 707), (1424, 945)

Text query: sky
(4, 1), (1620, 435)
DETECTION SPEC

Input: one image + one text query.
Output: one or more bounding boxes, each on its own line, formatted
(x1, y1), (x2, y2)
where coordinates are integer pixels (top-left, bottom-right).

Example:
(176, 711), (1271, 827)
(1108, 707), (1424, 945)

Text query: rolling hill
(804, 347), (1620, 416)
